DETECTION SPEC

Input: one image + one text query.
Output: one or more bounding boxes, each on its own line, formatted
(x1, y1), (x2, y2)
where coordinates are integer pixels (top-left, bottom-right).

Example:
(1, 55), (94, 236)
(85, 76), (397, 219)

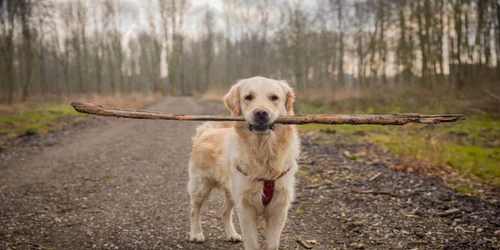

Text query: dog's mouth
(248, 123), (275, 132)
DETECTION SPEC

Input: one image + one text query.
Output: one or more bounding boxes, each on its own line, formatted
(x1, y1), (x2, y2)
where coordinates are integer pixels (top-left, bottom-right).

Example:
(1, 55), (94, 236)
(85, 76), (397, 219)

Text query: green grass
(294, 207), (305, 215)
(297, 98), (500, 187)
(445, 143), (500, 183)
(454, 183), (477, 194)
(102, 174), (113, 179)
(0, 105), (83, 135)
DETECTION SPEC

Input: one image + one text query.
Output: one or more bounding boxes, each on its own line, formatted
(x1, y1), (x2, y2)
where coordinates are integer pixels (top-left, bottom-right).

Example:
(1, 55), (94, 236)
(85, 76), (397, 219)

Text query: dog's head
(223, 76), (295, 133)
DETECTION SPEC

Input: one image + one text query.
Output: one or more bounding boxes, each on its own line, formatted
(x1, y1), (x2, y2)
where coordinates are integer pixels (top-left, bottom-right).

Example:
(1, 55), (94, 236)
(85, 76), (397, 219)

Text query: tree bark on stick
(71, 102), (464, 125)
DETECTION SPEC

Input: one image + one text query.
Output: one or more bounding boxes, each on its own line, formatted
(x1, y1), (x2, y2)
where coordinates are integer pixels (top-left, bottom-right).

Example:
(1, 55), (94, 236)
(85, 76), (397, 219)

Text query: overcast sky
(118, 0), (224, 43)
(51, 0), (225, 43)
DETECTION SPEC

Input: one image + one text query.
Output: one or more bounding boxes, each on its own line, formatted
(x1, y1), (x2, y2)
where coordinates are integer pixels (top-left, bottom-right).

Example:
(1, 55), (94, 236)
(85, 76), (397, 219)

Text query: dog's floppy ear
(279, 81), (295, 115)
(223, 83), (241, 116)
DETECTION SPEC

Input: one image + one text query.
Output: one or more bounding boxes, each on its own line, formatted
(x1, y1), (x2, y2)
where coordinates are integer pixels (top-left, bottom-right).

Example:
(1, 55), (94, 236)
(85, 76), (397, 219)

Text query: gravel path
(1, 97), (498, 250)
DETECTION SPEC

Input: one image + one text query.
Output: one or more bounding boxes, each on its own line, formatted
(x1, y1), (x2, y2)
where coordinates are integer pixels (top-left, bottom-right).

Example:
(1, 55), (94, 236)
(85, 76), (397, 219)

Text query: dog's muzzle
(248, 123), (275, 132)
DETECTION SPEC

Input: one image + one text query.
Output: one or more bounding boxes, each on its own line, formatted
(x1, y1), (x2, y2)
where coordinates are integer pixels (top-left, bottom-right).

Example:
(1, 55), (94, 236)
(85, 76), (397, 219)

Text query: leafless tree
(1, 0), (499, 103)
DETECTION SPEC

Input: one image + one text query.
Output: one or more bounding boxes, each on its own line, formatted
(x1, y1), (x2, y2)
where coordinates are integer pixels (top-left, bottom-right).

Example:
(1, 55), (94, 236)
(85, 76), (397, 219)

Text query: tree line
(1, 0), (499, 103)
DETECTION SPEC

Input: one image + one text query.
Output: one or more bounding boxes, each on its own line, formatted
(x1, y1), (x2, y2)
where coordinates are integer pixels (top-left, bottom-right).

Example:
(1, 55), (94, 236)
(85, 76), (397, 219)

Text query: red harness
(236, 165), (291, 206)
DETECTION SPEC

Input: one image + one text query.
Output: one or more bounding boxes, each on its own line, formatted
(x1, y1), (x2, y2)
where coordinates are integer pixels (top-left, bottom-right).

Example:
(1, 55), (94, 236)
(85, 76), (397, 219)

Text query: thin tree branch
(71, 101), (464, 125)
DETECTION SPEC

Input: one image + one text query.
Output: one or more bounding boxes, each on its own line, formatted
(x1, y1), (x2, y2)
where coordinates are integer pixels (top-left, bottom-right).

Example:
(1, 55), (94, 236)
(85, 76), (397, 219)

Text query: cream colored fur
(187, 76), (300, 250)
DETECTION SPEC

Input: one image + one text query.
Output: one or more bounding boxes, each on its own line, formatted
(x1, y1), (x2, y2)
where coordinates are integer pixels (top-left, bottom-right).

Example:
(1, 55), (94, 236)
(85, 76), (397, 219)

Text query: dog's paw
(226, 233), (242, 242)
(189, 232), (205, 243)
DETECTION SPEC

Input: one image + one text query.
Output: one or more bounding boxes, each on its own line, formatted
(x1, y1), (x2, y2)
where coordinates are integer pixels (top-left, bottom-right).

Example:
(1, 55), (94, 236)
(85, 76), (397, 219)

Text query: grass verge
(296, 88), (500, 191)
(0, 105), (84, 135)
(0, 93), (160, 137)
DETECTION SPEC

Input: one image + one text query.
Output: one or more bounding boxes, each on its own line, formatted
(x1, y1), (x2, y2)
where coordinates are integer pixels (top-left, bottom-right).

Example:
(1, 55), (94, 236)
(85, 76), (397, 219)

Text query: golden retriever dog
(188, 76), (300, 250)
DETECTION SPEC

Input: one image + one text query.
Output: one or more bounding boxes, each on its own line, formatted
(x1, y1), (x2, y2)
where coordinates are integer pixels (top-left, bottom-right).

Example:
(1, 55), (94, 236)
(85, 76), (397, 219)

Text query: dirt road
(1, 97), (499, 250)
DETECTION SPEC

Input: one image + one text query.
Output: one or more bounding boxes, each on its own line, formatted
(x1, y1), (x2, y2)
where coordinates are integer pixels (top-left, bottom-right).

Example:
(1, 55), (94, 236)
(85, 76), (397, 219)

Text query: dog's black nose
(255, 110), (268, 117)
(254, 109), (269, 123)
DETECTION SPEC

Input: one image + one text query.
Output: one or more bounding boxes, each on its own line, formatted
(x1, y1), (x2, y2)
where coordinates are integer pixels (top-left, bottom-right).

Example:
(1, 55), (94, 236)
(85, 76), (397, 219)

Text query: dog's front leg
(265, 205), (288, 250)
(236, 201), (259, 250)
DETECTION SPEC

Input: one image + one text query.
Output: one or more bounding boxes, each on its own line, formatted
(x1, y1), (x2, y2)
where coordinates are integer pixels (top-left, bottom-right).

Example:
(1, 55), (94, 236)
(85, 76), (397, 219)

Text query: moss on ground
(0, 105), (84, 135)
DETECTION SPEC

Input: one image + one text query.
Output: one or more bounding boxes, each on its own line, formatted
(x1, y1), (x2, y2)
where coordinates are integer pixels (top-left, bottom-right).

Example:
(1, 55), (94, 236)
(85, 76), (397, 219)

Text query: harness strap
(235, 165), (291, 206)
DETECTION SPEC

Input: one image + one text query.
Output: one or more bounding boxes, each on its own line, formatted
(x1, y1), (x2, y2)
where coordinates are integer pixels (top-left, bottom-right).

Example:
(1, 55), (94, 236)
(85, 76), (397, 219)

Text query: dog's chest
(233, 161), (293, 208)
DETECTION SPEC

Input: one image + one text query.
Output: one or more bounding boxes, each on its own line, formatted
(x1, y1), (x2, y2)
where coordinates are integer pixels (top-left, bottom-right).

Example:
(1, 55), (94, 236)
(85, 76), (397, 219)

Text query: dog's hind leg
(187, 167), (212, 242)
(222, 188), (242, 242)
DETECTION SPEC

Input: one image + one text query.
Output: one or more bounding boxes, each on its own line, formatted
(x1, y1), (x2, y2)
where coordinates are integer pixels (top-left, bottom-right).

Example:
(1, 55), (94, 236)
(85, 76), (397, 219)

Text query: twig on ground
(368, 172), (382, 182)
(304, 183), (343, 190)
(296, 235), (313, 249)
(351, 189), (398, 197)
(298, 160), (314, 165)
(71, 101), (464, 125)
(436, 208), (461, 217)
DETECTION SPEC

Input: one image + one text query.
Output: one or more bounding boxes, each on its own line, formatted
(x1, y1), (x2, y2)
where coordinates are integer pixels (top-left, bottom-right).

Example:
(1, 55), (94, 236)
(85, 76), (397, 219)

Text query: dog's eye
(244, 95), (253, 101)
(270, 95), (279, 101)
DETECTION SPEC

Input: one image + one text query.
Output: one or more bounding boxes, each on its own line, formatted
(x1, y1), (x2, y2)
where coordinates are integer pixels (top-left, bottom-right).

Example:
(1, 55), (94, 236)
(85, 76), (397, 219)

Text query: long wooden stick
(71, 101), (464, 125)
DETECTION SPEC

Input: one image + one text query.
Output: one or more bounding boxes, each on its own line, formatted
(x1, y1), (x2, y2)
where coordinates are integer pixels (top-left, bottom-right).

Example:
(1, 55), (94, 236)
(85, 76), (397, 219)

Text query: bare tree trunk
(20, 0), (34, 101)
(77, 0), (88, 93)
(105, 44), (115, 94)
(423, 0), (433, 83)
(453, 0), (464, 85)
(159, 0), (186, 95)
(496, 0), (500, 80)
(2, 0), (17, 103)
(169, 0), (177, 95)
(203, 9), (214, 91)
(177, 0), (186, 95)
(396, 0), (413, 83)
(63, 38), (71, 94)
(336, 0), (345, 85)
(435, 0), (445, 83)
(74, 36), (84, 93)
(108, 1), (123, 94)
(289, 3), (305, 89)
(223, 0), (232, 86)
(378, 1), (387, 84)
(114, 32), (123, 94)
(464, 3), (473, 78)
(56, 4), (72, 95)
(416, 0), (428, 84)
(194, 42), (201, 92)
(92, 5), (103, 93)
(37, 16), (47, 95)
(368, 15), (379, 83)
(143, 1), (164, 95)
(474, 0), (485, 78)
(354, 2), (366, 86)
